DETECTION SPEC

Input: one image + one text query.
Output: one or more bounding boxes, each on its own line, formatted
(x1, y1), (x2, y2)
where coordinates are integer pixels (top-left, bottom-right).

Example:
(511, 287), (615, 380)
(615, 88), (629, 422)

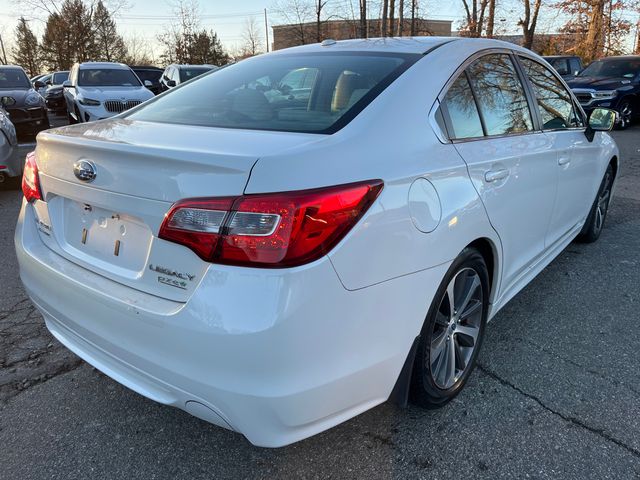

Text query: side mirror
(585, 108), (617, 142)
(144, 79), (153, 87)
(62, 80), (73, 89)
(0, 96), (16, 107)
(34, 80), (45, 89)
(166, 80), (176, 87)
(45, 80), (52, 86)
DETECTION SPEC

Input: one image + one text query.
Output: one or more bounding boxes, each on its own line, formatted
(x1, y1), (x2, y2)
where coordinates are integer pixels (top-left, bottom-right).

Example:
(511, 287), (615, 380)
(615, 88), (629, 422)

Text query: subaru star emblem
(73, 160), (97, 182)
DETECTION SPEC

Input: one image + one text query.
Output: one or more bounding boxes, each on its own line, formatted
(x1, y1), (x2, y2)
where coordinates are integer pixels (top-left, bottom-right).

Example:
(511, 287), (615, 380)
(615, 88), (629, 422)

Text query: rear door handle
(484, 169), (509, 183)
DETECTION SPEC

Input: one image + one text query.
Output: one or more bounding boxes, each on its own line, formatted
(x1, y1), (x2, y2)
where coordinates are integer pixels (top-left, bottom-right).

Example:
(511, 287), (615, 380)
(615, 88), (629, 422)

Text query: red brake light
(22, 151), (42, 203)
(159, 180), (383, 268)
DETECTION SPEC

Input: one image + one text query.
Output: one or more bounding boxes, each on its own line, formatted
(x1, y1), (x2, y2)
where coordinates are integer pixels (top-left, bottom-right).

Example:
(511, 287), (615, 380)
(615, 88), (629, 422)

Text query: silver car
(0, 99), (18, 184)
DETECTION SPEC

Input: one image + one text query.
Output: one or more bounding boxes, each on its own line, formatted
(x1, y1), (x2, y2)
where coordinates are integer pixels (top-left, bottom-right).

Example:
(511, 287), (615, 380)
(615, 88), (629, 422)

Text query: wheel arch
(610, 155), (619, 179)
(389, 236), (500, 408)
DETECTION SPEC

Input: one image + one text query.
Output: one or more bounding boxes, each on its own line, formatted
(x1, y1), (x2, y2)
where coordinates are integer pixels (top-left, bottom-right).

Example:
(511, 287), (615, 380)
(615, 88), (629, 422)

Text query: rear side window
(127, 52), (419, 134)
(519, 57), (583, 129)
(441, 74), (484, 139)
(549, 58), (570, 76)
(467, 54), (534, 136)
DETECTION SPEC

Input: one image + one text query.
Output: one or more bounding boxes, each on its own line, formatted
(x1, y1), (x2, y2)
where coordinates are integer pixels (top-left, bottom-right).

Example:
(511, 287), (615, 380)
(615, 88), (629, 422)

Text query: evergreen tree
(41, 0), (98, 70)
(189, 30), (229, 65)
(41, 12), (73, 70)
(93, 1), (127, 62)
(12, 17), (41, 76)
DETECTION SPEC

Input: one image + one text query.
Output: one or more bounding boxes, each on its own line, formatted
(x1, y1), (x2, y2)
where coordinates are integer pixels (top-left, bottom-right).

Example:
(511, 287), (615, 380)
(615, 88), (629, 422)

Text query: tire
(410, 247), (490, 408)
(616, 99), (633, 130)
(576, 164), (614, 243)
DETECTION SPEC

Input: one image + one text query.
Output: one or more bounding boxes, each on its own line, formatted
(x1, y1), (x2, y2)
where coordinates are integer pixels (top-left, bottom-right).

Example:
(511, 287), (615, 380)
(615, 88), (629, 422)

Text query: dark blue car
(567, 56), (640, 129)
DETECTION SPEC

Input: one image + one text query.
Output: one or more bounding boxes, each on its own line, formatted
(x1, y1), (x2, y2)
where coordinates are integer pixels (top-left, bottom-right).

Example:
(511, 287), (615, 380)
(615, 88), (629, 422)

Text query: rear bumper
(15, 200), (448, 447)
(7, 106), (48, 129)
(45, 96), (65, 111)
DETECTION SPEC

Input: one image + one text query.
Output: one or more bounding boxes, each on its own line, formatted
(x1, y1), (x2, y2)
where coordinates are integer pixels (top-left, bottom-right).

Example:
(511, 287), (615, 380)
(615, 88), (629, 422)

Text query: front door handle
(558, 156), (571, 166)
(484, 168), (509, 183)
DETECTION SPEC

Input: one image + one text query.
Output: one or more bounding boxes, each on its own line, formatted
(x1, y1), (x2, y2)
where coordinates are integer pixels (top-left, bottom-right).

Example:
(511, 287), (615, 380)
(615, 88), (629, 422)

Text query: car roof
(173, 64), (214, 69)
(131, 66), (163, 70)
(268, 36), (542, 56)
(543, 55), (579, 59)
(78, 62), (130, 69)
(269, 36), (455, 55)
(596, 55), (640, 60)
(0, 65), (27, 71)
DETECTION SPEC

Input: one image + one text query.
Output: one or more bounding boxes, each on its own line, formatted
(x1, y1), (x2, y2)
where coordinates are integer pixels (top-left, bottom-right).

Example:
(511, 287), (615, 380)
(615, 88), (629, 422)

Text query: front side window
(441, 73), (484, 139)
(520, 57), (583, 129)
(127, 52), (418, 134)
(78, 68), (142, 87)
(0, 69), (31, 89)
(467, 54), (534, 136)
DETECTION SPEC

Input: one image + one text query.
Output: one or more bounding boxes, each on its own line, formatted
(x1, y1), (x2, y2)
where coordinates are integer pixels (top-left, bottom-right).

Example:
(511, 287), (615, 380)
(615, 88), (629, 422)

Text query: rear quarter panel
(245, 41), (503, 292)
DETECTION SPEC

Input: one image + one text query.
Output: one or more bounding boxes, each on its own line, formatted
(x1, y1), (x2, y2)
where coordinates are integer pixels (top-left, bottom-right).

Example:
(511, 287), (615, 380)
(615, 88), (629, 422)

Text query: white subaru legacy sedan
(16, 37), (619, 447)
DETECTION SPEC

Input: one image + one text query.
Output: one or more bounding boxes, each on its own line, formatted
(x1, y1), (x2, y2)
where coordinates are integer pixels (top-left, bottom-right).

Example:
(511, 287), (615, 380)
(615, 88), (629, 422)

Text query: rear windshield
(79, 68), (142, 87)
(179, 67), (213, 82)
(135, 69), (162, 83)
(0, 68), (31, 89)
(127, 52), (418, 133)
(52, 71), (69, 84)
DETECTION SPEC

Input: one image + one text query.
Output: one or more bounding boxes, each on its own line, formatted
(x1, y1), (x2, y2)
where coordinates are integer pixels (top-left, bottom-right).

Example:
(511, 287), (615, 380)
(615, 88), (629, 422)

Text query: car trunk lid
(32, 118), (324, 301)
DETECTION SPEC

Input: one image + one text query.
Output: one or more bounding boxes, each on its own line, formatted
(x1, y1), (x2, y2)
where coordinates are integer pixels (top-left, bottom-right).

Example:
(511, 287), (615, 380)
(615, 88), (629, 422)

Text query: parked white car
(16, 37), (619, 447)
(63, 62), (154, 123)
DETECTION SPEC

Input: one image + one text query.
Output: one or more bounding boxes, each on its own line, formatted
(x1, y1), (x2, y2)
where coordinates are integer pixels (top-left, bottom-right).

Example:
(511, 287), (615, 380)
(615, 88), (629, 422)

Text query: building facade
(272, 19), (453, 50)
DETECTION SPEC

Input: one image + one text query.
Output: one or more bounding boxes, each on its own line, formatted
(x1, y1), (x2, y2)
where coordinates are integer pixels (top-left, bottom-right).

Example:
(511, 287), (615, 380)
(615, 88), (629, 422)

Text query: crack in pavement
(515, 336), (640, 398)
(0, 296), (84, 403)
(477, 364), (640, 460)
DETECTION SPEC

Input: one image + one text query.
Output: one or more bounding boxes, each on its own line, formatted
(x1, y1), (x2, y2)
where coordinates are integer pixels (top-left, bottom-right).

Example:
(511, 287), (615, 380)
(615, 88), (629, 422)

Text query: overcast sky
(0, 0), (636, 62)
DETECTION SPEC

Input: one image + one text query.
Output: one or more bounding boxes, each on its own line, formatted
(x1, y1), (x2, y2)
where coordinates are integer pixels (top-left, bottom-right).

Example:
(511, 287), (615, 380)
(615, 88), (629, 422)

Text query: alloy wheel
(429, 268), (483, 390)
(619, 102), (633, 128)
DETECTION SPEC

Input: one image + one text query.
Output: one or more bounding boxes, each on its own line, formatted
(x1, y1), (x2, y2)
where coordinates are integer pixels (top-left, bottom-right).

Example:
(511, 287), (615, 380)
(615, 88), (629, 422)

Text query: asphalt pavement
(1, 117), (639, 479)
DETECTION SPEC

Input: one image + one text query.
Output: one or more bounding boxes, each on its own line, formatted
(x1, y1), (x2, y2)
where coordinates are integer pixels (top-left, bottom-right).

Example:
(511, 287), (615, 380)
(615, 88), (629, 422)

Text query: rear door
(518, 56), (601, 246)
(440, 52), (558, 295)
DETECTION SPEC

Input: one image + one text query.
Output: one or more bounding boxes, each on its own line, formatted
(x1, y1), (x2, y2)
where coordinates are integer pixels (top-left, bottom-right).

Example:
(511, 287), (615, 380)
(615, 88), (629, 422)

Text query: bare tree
(460, 0), (489, 37)
(314, 0), (329, 41)
(485, 0), (496, 38)
(397, 0), (404, 35)
(360, 0), (367, 38)
(272, 0), (314, 45)
(241, 16), (264, 56)
(381, 0), (389, 36)
(124, 33), (155, 65)
(410, 0), (417, 35)
(518, 0), (543, 49)
(389, 0), (396, 36)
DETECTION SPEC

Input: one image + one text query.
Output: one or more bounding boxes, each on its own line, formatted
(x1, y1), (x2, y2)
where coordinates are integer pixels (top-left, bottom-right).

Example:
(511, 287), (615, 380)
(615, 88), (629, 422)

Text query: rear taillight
(22, 151), (42, 203)
(159, 180), (383, 268)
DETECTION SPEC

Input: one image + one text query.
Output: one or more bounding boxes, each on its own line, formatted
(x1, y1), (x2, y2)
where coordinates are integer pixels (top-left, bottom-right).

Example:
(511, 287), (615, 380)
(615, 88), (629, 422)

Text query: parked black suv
(567, 55), (640, 129)
(131, 66), (164, 95)
(159, 64), (217, 92)
(543, 55), (583, 80)
(0, 65), (49, 137)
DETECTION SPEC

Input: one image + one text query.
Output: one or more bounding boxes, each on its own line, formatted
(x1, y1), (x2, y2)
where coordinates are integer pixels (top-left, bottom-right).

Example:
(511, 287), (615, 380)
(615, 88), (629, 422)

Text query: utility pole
(0, 34), (7, 65)
(264, 8), (269, 52)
